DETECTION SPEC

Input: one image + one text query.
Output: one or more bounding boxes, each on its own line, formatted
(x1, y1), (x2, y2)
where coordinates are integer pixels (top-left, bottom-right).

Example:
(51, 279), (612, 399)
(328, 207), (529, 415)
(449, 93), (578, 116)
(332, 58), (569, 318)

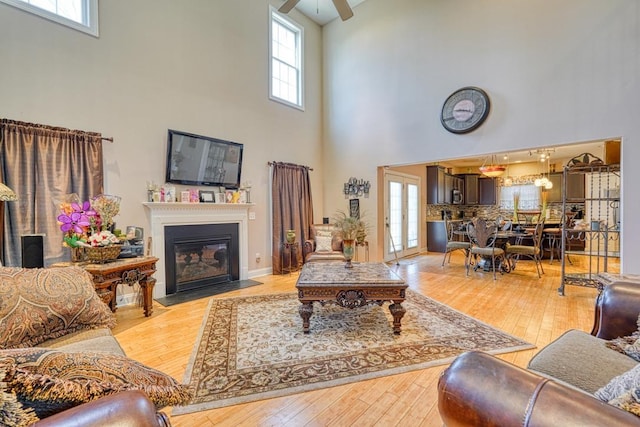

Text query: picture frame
(349, 198), (360, 219)
(199, 190), (215, 203)
(180, 190), (191, 203)
(215, 192), (226, 203)
(225, 190), (235, 203)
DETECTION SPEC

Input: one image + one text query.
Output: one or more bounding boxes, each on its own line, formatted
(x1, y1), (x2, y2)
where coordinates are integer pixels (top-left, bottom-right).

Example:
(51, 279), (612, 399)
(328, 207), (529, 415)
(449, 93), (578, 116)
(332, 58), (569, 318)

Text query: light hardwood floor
(113, 252), (601, 426)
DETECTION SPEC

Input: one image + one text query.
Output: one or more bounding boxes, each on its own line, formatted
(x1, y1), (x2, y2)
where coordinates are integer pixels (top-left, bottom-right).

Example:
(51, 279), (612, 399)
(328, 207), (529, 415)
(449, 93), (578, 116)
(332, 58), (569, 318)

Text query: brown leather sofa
(33, 391), (170, 426)
(438, 281), (640, 426)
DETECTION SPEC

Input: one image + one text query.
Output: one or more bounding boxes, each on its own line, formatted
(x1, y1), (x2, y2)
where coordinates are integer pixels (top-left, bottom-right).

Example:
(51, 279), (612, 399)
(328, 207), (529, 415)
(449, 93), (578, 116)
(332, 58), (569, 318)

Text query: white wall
(323, 0), (640, 271)
(0, 0), (324, 276)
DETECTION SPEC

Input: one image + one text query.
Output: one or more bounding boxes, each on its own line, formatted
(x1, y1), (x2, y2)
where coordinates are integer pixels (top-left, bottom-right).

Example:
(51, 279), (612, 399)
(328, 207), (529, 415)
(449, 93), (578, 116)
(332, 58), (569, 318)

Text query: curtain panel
(271, 162), (314, 274)
(0, 119), (104, 266)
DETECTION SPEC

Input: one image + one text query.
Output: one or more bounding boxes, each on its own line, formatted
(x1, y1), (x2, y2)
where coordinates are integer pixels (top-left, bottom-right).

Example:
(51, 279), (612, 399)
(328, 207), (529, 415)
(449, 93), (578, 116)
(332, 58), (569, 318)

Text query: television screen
(166, 129), (243, 189)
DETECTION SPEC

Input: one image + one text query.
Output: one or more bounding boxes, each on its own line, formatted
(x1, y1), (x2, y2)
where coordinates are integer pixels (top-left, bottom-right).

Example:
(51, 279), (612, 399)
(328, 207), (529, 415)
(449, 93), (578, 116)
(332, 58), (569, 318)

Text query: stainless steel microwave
(452, 189), (463, 204)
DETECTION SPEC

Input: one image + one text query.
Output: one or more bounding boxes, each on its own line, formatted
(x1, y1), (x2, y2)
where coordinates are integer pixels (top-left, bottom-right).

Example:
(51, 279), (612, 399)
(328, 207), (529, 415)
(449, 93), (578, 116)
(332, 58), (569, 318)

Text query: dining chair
(505, 220), (545, 278)
(441, 218), (471, 267)
(466, 218), (505, 280)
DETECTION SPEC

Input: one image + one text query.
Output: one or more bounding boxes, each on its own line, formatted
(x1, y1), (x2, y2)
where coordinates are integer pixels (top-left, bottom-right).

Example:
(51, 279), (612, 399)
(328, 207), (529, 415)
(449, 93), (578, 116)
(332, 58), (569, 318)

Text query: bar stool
(544, 227), (562, 264)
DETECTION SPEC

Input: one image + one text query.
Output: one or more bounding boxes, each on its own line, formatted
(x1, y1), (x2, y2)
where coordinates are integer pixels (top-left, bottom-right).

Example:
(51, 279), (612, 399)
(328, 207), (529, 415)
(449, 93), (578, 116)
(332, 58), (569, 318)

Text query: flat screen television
(165, 129), (244, 189)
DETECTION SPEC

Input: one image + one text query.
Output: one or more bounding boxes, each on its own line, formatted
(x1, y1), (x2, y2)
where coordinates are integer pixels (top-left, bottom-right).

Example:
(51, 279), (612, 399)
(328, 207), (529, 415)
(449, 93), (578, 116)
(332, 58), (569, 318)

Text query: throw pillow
(314, 235), (333, 252)
(316, 230), (332, 238)
(0, 347), (192, 419)
(606, 315), (640, 362)
(0, 267), (116, 349)
(0, 367), (39, 426)
(595, 363), (640, 417)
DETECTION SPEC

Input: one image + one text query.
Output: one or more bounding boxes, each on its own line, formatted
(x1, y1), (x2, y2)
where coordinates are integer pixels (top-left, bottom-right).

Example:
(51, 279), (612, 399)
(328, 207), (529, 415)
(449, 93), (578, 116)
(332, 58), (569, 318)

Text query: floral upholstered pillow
(605, 315), (640, 362)
(315, 235), (333, 252)
(0, 267), (116, 349)
(595, 364), (640, 417)
(0, 347), (192, 419)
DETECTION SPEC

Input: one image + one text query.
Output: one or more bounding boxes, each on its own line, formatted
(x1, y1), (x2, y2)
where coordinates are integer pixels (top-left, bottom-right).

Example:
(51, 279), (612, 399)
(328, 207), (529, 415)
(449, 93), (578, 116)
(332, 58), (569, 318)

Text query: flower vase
(286, 230), (296, 244)
(343, 239), (355, 268)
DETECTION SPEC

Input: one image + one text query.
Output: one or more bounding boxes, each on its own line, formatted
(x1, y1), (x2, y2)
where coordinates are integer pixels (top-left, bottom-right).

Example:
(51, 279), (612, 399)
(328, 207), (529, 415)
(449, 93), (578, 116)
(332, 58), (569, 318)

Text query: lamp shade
(0, 183), (17, 201)
(479, 165), (506, 178)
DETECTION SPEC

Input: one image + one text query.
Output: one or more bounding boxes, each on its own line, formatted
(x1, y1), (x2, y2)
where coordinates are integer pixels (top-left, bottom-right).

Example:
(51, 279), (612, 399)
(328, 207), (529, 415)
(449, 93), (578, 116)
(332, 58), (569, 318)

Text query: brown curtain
(271, 162), (314, 274)
(0, 119), (104, 266)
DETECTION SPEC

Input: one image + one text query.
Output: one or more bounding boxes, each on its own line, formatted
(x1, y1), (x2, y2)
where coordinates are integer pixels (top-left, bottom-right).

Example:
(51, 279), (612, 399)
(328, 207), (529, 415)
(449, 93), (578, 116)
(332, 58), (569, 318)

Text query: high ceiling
(285, 0), (368, 25)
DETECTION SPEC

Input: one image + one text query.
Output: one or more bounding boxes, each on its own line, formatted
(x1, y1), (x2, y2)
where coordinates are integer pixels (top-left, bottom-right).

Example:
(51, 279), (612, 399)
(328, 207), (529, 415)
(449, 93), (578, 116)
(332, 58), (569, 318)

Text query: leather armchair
(303, 224), (345, 262)
(33, 391), (171, 427)
(438, 281), (640, 426)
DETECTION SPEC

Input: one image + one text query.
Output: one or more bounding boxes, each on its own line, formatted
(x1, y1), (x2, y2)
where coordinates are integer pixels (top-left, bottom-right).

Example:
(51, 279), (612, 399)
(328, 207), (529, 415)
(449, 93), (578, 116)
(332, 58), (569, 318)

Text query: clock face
(441, 87), (490, 134)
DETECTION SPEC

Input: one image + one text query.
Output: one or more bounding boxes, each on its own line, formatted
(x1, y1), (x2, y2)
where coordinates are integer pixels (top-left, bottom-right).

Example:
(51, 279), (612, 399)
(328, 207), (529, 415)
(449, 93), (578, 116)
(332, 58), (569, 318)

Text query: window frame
(269, 6), (304, 111)
(0, 0), (99, 37)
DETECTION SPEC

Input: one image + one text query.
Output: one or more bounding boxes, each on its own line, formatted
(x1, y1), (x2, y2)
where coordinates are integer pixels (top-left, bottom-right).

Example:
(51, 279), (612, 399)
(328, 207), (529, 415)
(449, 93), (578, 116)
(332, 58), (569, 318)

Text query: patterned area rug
(173, 290), (534, 415)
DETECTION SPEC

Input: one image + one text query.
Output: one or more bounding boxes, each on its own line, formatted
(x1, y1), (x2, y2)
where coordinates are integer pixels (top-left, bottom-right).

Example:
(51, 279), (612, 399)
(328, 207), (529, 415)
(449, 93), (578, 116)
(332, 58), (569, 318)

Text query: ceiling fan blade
(331, 0), (354, 21)
(278, 0), (301, 14)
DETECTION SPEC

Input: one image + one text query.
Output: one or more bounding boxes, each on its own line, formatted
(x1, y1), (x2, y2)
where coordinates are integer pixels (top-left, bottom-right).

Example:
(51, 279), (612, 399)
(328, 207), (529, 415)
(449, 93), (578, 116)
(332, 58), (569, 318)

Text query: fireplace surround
(144, 202), (251, 298)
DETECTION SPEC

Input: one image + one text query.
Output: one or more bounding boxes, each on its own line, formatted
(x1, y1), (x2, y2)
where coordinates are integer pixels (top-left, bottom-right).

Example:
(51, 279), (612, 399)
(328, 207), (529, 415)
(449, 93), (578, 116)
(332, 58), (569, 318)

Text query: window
(269, 8), (303, 109)
(0, 0), (99, 37)
(500, 184), (541, 210)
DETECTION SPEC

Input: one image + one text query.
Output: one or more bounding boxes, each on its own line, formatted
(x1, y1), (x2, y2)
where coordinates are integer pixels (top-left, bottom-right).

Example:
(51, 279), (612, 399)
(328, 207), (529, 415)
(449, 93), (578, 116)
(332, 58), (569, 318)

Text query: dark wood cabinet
(462, 174), (479, 205)
(547, 172), (585, 202)
(427, 221), (446, 252)
(428, 166), (464, 205)
(427, 166), (446, 204)
(478, 177), (497, 205)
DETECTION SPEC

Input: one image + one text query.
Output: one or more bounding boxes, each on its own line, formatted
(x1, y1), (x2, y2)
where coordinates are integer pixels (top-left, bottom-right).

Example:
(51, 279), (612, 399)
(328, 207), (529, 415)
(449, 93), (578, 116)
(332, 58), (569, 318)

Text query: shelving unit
(559, 163), (620, 295)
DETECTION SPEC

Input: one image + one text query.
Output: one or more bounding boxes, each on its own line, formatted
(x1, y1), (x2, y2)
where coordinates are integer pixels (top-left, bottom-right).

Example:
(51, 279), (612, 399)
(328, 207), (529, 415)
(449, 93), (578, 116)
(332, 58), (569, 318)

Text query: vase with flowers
(58, 194), (122, 263)
(332, 210), (369, 268)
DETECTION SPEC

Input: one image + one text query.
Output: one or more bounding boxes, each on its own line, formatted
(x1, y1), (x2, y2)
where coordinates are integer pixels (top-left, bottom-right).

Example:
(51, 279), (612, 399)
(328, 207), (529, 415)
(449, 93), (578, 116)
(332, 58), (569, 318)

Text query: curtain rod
(102, 136), (114, 143)
(268, 161), (313, 171)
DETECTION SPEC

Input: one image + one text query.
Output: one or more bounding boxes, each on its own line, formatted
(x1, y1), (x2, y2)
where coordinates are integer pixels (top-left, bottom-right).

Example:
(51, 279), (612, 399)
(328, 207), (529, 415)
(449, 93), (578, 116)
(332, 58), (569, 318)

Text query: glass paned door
(384, 172), (420, 261)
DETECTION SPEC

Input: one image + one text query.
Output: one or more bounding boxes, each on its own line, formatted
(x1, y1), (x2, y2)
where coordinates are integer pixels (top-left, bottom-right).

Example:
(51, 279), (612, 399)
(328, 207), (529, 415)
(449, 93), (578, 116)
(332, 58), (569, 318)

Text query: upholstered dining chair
(505, 219), (546, 278)
(441, 218), (471, 267)
(466, 218), (505, 280)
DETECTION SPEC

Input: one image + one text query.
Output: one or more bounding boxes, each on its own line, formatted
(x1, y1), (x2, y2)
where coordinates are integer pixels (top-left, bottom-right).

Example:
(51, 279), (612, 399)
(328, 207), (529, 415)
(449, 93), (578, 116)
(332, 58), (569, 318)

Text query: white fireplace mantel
(143, 202), (253, 298)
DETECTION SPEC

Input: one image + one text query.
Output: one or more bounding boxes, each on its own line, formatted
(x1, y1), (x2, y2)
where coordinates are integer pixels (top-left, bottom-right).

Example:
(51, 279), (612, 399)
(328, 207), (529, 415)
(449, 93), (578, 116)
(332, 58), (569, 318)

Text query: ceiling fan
(278, 0), (354, 21)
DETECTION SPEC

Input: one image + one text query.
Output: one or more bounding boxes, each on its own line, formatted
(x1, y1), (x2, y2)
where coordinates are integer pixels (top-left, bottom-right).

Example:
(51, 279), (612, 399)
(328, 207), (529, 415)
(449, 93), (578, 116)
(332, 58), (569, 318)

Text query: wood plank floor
(113, 252), (601, 426)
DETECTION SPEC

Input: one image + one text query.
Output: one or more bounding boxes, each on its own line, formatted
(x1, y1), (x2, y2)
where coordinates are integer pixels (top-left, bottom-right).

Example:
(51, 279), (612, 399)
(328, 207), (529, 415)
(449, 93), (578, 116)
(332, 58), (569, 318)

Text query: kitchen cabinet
(547, 172), (585, 202)
(478, 177), (497, 205)
(462, 174), (479, 205)
(427, 166), (463, 204)
(427, 221), (446, 252)
(427, 166), (446, 204)
(559, 163), (620, 295)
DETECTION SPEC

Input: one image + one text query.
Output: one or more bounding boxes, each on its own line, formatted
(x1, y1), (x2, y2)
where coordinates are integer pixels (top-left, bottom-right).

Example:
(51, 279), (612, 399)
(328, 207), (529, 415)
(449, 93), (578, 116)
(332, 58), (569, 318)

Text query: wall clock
(440, 87), (491, 134)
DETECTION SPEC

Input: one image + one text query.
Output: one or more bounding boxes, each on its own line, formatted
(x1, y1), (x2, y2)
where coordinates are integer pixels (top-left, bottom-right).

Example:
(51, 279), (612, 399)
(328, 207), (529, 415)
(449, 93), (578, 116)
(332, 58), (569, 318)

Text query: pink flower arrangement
(58, 194), (121, 248)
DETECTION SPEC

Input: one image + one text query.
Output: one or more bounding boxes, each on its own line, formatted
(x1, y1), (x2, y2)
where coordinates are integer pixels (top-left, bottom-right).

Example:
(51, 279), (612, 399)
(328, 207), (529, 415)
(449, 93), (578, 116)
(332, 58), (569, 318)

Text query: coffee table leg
(299, 302), (314, 333)
(389, 302), (406, 334)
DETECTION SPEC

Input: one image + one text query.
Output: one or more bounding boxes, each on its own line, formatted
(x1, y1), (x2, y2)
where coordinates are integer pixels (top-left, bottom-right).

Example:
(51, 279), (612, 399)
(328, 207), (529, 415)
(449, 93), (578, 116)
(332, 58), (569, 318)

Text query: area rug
(173, 290), (534, 415)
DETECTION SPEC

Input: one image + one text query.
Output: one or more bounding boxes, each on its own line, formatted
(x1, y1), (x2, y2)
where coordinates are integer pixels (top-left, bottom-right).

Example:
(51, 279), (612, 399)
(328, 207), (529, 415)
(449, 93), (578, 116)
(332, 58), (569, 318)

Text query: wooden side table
(51, 256), (158, 317)
(281, 241), (301, 274)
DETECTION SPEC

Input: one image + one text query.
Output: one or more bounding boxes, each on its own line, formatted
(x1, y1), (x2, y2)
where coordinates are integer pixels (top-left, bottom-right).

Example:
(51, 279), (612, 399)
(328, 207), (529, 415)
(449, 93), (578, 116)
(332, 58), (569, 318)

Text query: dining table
(454, 228), (533, 273)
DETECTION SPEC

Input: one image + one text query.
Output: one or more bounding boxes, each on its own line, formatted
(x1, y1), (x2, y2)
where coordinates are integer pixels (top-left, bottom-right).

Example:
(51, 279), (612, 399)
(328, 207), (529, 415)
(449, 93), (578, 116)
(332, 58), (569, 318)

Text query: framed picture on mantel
(199, 190), (215, 203)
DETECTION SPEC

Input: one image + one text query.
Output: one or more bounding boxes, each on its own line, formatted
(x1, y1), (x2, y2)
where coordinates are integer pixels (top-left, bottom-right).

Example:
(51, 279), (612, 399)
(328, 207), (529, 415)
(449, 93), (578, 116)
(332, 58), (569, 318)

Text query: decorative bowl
(85, 245), (121, 263)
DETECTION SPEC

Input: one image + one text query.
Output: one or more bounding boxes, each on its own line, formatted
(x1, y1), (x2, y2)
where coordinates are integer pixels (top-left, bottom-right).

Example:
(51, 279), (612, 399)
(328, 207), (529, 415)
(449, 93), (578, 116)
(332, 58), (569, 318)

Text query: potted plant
(332, 210), (368, 242)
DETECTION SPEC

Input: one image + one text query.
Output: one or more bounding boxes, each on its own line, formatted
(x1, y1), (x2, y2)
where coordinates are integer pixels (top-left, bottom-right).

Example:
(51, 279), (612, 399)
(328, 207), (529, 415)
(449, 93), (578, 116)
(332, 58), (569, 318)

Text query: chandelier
(479, 155), (506, 177)
(534, 152), (553, 189)
(343, 177), (370, 199)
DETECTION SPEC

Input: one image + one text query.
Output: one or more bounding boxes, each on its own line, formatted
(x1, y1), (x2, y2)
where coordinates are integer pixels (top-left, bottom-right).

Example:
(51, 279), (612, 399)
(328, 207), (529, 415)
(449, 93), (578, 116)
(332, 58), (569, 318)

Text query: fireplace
(144, 203), (251, 298)
(165, 223), (239, 294)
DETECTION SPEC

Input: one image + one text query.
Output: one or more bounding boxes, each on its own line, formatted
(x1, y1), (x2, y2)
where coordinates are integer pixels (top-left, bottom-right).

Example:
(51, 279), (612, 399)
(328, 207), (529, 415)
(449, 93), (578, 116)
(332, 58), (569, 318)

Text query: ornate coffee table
(295, 262), (407, 334)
